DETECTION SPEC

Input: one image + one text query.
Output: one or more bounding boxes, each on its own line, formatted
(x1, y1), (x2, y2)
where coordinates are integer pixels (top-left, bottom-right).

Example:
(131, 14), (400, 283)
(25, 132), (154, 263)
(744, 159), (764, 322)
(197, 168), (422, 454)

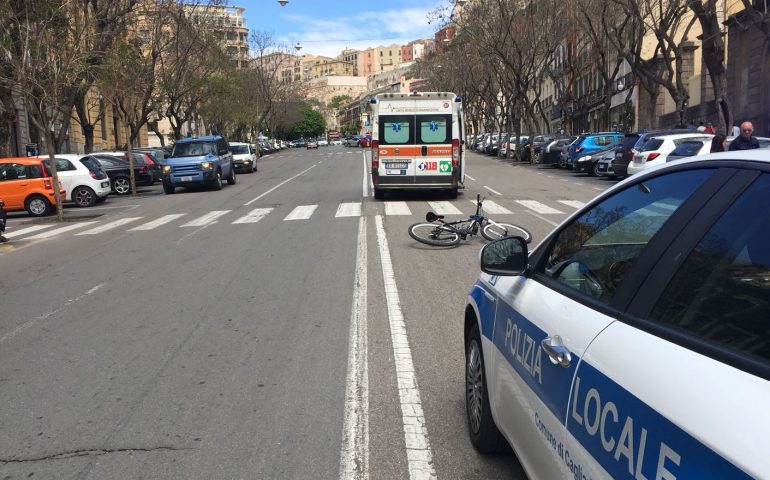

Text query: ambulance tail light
(452, 138), (460, 167)
(371, 140), (379, 169)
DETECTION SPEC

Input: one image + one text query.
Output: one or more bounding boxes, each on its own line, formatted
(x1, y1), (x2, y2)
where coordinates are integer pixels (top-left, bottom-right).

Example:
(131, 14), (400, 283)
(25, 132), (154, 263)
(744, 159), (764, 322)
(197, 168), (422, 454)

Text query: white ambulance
(370, 92), (466, 199)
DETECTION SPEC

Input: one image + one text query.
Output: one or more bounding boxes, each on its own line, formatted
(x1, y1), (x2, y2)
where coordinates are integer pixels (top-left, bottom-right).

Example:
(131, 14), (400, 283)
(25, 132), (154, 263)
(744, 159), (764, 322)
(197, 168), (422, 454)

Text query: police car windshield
(172, 142), (215, 157)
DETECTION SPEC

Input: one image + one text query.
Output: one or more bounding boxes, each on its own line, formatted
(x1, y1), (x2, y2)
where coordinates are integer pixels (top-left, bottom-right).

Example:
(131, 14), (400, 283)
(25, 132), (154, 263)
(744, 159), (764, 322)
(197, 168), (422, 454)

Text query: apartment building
(185, 4), (249, 69)
(339, 49), (360, 76)
(357, 45), (403, 77)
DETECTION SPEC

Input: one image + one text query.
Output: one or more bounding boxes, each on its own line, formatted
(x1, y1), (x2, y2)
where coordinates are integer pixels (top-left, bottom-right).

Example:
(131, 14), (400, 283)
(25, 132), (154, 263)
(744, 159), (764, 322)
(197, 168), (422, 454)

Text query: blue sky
(235, 0), (447, 58)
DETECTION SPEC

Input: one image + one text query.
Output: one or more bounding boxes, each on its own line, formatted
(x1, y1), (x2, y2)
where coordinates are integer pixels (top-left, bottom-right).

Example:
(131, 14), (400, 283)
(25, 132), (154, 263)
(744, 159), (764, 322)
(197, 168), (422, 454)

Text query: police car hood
(164, 152), (216, 165)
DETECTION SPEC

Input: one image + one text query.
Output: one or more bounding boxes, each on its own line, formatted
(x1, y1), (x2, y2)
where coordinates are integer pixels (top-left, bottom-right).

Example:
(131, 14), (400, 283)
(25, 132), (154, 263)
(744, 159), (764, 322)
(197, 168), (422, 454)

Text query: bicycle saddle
(426, 212), (444, 222)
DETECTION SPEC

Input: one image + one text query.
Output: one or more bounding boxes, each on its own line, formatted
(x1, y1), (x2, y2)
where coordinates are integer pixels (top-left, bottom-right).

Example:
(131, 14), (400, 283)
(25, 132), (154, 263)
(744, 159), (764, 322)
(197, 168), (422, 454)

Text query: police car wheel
(211, 171), (223, 191)
(227, 169), (236, 185)
(466, 323), (506, 453)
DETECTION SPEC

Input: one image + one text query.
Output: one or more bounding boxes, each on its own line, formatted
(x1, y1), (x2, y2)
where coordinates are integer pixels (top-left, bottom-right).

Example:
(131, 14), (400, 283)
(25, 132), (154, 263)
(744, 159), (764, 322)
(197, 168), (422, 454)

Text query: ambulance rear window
(380, 115), (413, 145)
(417, 115), (451, 144)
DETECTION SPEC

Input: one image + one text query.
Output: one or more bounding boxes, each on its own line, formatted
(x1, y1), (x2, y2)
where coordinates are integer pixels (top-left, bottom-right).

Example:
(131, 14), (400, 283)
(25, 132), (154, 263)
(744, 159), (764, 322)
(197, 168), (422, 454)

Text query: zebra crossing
(3, 198), (585, 243)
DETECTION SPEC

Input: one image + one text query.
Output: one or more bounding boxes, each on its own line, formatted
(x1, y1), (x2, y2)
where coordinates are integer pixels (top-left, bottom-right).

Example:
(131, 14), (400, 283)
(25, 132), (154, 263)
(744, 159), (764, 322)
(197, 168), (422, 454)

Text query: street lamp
(294, 42), (302, 52)
(278, 0), (288, 6)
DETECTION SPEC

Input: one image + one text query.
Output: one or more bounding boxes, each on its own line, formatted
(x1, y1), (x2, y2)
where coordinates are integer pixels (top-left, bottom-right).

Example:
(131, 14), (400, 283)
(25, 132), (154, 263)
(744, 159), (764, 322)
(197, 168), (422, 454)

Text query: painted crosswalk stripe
(76, 217), (143, 235)
(515, 200), (564, 214)
(284, 205), (318, 221)
(180, 210), (231, 227)
(4, 224), (55, 239)
(24, 222), (98, 240)
(128, 214), (187, 231)
(232, 208), (273, 224)
(475, 200), (511, 214)
(427, 201), (462, 215)
(558, 200), (586, 209)
(385, 201), (411, 216)
(335, 202), (362, 218)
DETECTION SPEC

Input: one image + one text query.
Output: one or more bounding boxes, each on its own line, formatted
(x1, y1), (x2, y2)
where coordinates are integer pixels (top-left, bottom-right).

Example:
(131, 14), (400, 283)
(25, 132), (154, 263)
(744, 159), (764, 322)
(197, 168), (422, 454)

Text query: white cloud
(275, 3), (442, 58)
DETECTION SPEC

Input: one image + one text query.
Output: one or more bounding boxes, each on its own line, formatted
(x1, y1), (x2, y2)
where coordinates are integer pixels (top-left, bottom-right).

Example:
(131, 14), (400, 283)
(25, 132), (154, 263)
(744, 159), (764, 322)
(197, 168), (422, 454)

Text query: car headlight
(201, 161), (213, 171)
(161, 165), (172, 173)
(578, 155), (590, 163)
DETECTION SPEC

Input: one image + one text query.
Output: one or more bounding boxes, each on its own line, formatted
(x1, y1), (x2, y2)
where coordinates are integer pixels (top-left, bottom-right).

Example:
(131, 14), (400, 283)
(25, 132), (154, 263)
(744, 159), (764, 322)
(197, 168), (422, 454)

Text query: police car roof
(176, 135), (223, 143)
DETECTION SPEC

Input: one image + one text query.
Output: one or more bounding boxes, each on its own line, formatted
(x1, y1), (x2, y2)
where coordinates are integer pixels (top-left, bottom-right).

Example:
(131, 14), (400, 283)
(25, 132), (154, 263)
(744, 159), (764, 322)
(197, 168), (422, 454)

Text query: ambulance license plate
(386, 170), (407, 175)
(385, 162), (408, 170)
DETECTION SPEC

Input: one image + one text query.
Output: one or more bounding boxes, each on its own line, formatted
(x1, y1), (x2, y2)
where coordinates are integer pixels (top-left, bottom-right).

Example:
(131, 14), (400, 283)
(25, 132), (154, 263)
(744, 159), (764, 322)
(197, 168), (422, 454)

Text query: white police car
(464, 149), (770, 479)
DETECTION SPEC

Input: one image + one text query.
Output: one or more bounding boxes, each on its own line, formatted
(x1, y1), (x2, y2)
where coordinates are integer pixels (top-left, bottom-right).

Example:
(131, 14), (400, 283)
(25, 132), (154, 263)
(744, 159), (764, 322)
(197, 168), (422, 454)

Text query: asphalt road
(0, 147), (616, 480)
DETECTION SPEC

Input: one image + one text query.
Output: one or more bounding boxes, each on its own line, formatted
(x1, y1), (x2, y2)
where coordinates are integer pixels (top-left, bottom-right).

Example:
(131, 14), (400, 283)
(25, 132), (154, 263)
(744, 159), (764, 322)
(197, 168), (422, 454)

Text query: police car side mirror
(480, 237), (528, 276)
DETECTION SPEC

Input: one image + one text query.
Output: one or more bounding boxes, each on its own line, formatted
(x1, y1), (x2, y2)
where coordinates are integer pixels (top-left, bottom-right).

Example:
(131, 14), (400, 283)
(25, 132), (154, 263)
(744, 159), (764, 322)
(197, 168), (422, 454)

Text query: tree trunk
(690, 0), (731, 135)
(44, 130), (64, 221)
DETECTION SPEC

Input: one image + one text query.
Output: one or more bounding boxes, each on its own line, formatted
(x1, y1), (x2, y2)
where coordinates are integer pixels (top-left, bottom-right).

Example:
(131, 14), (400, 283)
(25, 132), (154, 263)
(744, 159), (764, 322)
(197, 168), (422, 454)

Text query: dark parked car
(540, 136), (577, 165)
(611, 129), (692, 178)
(99, 150), (161, 183)
(526, 135), (560, 163)
(92, 154), (154, 195)
(573, 140), (622, 175)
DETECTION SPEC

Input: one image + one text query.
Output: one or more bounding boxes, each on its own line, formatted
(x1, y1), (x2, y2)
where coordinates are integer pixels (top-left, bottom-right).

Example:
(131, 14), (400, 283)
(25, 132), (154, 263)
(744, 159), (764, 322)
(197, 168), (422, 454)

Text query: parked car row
(0, 136), (268, 217)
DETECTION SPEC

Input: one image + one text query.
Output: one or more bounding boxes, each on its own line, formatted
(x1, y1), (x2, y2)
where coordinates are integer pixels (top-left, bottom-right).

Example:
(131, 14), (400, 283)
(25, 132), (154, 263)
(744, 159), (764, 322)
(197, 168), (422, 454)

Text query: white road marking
(284, 205), (318, 221)
(427, 201), (462, 215)
(339, 217), (369, 480)
(525, 210), (560, 226)
(465, 174), (476, 181)
(484, 185), (502, 196)
(593, 187), (603, 191)
(4, 225), (54, 239)
(76, 217), (142, 235)
(559, 178), (568, 182)
(336, 202), (362, 218)
(574, 182), (584, 186)
(385, 202), (411, 216)
(24, 222), (98, 240)
(374, 215), (436, 480)
(362, 152), (369, 197)
(0, 283), (104, 344)
(515, 200), (564, 214)
(180, 210), (231, 227)
(558, 200), (586, 209)
(546, 175), (555, 179)
(232, 208), (274, 224)
(128, 214), (187, 231)
(477, 200), (512, 214)
(244, 164), (317, 206)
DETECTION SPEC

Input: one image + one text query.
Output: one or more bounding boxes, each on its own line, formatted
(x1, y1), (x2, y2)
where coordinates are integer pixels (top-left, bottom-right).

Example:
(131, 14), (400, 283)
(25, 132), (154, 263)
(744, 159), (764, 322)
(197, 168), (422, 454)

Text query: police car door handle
(482, 290), (496, 302)
(541, 336), (572, 368)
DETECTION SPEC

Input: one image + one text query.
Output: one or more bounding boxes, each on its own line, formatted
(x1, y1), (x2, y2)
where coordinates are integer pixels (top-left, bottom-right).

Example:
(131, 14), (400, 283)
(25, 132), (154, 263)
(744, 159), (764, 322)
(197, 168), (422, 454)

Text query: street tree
(0, 0), (93, 220)
(291, 100), (326, 139)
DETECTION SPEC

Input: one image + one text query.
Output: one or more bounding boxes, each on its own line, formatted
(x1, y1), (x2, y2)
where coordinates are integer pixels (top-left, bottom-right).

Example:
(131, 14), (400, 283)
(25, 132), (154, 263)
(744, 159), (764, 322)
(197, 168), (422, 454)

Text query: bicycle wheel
(408, 222), (461, 246)
(481, 221), (532, 243)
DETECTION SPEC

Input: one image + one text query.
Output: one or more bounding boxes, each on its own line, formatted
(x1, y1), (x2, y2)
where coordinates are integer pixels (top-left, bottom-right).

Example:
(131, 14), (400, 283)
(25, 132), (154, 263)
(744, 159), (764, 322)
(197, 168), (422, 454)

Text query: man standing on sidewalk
(729, 121), (760, 151)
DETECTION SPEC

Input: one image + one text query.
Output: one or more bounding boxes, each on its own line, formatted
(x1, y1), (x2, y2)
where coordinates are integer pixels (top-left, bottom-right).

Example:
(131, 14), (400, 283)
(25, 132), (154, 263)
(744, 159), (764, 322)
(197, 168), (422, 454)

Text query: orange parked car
(0, 157), (66, 216)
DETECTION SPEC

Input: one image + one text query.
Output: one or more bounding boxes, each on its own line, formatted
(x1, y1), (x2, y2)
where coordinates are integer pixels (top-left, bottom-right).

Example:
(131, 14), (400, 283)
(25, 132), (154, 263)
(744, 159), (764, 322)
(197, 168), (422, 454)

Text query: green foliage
(291, 101), (326, 138)
(329, 95), (352, 111)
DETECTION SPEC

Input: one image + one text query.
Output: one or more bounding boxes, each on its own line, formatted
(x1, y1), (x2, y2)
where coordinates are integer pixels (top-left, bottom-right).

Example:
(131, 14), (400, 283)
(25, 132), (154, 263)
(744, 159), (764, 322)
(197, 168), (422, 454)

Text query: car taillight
(452, 138), (460, 167)
(44, 178), (52, 189)
(140, 165), (149, 173)
(142, 153), (155, 165)
(89, 170), (98, 179)
(627, 151), (634, 161)
(647, 152), (661, 161)
(371, 140), (379, 169)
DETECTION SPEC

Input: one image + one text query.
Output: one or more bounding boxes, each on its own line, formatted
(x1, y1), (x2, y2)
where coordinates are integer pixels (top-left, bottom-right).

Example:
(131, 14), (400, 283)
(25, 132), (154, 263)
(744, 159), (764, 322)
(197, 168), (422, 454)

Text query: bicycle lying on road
(408, 194), (532, 247)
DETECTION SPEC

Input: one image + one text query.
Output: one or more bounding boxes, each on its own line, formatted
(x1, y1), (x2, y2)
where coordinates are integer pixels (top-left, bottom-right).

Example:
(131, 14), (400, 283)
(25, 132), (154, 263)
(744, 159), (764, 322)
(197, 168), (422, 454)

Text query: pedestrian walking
(728, 121), (760, 151)
(0, 199), (7, 244)
(704, 122), (715, 134)
(710, 134), (727, 153)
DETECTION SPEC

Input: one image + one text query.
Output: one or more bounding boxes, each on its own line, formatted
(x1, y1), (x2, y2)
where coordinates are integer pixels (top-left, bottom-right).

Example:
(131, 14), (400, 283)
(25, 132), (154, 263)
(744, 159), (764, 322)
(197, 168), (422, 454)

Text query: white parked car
(627, 133), (712, 176)
(465, 149), (770, 480)
(331, 139), (343, 146)
(229, 142), (258, 173)
(317, 138), (329, 147)
(40, 154), (111, 207)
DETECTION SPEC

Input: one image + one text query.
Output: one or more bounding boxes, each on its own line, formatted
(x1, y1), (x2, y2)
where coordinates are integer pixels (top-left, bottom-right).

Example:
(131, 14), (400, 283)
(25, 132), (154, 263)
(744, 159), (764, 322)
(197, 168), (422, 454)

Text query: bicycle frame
(426, 194), (487, 239)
